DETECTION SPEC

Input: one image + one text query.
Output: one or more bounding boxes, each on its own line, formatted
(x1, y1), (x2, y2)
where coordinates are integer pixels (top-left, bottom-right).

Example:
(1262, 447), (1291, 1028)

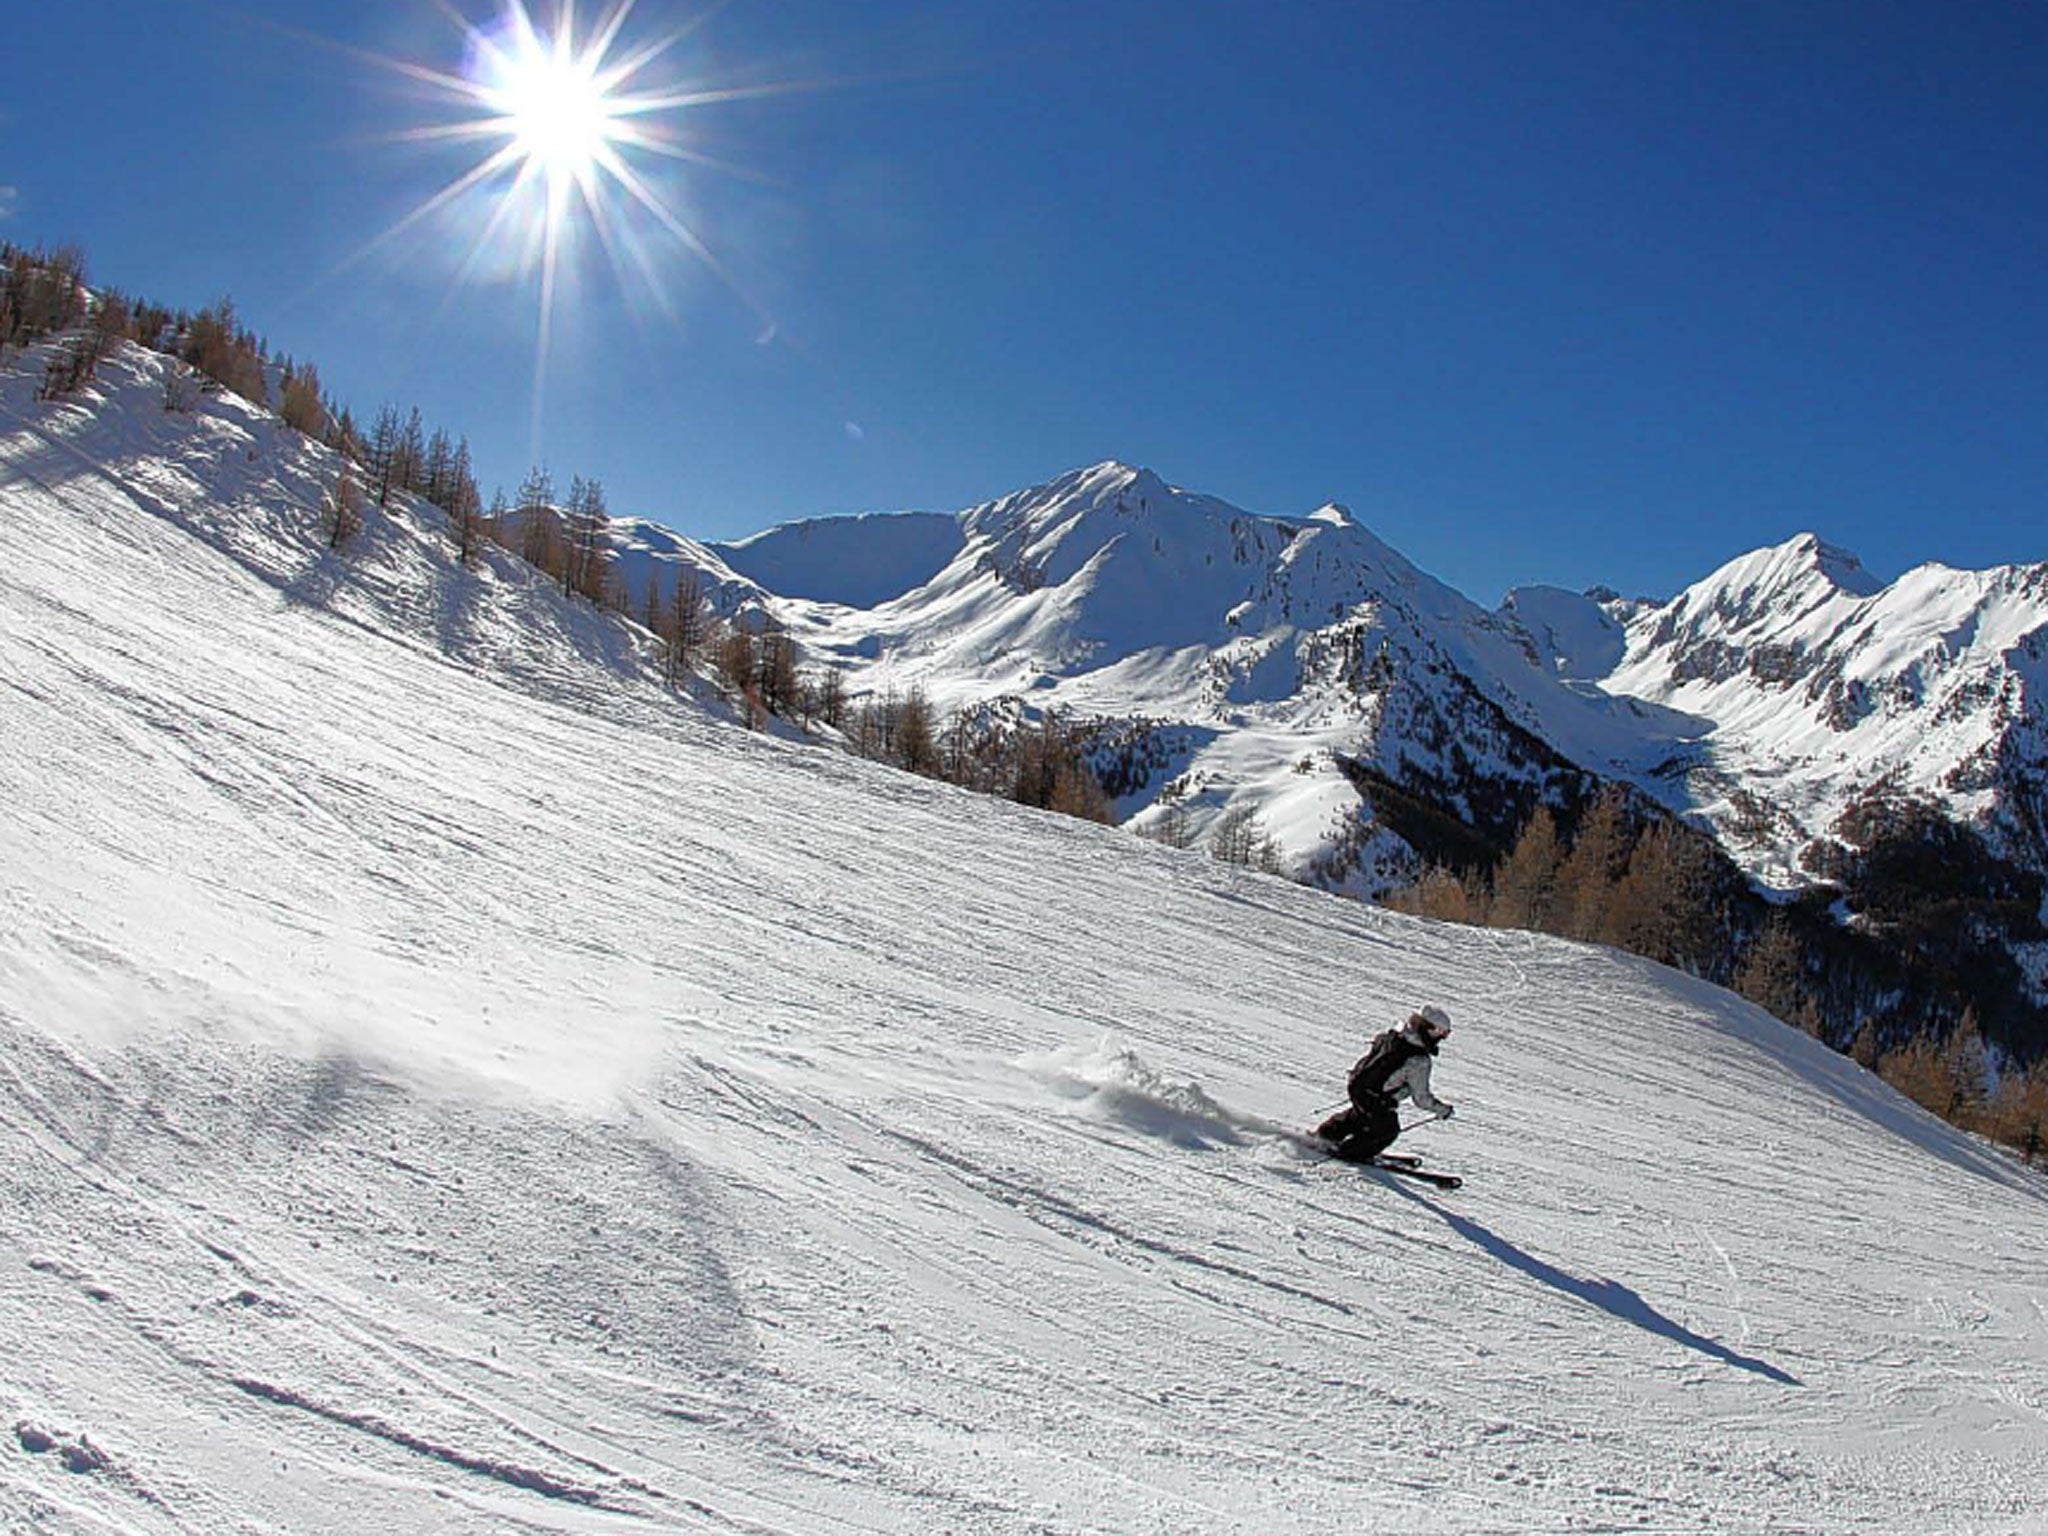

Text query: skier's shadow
(1388, 1182), (1801, 1385)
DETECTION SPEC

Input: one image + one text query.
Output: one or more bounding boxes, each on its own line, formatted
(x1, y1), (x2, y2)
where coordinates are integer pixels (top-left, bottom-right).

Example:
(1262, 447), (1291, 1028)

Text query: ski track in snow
(3, 348), (2048, 1533)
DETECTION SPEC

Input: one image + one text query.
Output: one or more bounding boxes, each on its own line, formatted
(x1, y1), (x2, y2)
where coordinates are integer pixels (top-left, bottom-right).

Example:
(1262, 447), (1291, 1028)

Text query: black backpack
(1348, 1029), (1423, 1101)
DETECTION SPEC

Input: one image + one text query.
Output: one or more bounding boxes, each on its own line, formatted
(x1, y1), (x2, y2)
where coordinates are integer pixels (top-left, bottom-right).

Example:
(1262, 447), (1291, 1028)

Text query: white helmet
(1412, 1005), (1453, 1042)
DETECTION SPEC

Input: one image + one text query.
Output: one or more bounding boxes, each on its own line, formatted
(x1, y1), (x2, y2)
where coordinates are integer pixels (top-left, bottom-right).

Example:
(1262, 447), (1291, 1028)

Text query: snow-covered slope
(0, 353), (684, 718)
(6, 346), (2048, 1534)
(711, 510), (964, 609)
(1607, 534), (2048, 885)
(1500, 584), (1629, 681)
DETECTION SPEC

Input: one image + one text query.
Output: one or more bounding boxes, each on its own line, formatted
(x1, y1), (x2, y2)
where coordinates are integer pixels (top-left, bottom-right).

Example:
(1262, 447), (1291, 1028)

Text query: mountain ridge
(652, 464), (2045, 901)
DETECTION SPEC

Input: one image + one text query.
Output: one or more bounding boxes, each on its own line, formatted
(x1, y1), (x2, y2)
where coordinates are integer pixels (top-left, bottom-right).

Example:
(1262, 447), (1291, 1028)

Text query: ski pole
(1315, 1104), (1449, 1130)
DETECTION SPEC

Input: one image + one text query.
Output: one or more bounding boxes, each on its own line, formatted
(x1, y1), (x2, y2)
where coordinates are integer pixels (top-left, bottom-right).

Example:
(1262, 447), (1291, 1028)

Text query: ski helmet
(1413, 1005), (1453, 1041)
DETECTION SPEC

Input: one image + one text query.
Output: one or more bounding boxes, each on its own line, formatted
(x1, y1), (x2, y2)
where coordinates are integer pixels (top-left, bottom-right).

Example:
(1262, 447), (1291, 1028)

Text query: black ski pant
(1314, 1093), (1400, 1162)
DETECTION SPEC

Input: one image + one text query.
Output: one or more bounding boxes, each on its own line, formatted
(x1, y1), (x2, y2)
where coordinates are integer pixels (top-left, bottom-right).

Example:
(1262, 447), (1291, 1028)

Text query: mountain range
(618, 462), (2048, 923)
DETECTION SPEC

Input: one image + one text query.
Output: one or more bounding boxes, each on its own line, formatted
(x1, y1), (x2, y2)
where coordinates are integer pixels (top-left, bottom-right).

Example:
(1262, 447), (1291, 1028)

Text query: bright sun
(494, 45), (618, 184)
(342, 1), (804, 449)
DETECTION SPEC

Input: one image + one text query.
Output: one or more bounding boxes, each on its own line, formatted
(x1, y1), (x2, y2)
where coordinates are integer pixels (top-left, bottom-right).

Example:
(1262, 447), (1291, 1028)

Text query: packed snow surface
(4, 348), (2048, 1534)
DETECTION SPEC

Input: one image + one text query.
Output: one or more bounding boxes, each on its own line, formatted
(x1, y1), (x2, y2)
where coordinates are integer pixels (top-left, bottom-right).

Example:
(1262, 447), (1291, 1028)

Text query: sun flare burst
(331, 0), (801, 448)
(492, 40), (619, 183)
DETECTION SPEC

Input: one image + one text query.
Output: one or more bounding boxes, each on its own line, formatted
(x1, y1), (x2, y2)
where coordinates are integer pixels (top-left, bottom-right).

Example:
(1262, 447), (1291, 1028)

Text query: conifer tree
(392, 408), (427, 497)
(758, 627), (800, 716)
(718, 627), (759, 705)
(1611, 822), (1726, 974)
(665, 568), (712, 683)
(280, 360), (325, 435)
(895, 687), (940, 775)
(85, 292), (130, 371)
(448, 438), (483, 566)
(516, 464), (554, 513)
(483, 487), (511, 549)
(1013, 711), (1060, 809)
(1555, 787), (1633, 942)
(1490, 806), (1562, 929)
(1735, 916), (1810, 1029)
(1879, 1028), (1951, 1118)
(1389, 865), (1481, 924)
(329, 404), (362, 461)
(1938, 1009), (1991, 1126)
(1211, 804), (1262, 866)
(562, 475), (612, 603)
(1141, 799), (1198, 850)
(516, 465), (559, 576)
(930, 709), (964, 781)
(323, 460), (365, 550)
(855, 691), (898, 759)
(1006, 712), (1111, 822)
(3, 245), (88, 347)
(423, 427), (454, 509)
(183, 296), (265, 402)
(37, 337), (92, 401)
(367, 405), (402, 506)
(1989, 1060), (2048, 1163)
(812, 662), (846, 727)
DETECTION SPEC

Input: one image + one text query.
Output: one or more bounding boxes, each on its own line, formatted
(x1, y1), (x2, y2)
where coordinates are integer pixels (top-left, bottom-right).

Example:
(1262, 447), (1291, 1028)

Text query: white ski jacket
(1382, 1035), (1449, 1115)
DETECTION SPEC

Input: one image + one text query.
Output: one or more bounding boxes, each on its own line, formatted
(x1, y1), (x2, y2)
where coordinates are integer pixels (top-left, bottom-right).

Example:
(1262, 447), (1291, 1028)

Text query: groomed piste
(4, 344), (2046, 1533)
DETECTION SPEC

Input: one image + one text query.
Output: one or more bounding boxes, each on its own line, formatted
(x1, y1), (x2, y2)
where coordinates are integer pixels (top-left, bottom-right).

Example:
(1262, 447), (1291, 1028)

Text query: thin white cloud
(843, 420), (866, 442)
(0, 187), (17, 220)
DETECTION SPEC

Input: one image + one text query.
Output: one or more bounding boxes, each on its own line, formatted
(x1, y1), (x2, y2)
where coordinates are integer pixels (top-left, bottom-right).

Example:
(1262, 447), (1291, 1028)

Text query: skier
(1314, 1005), (1456, 1164)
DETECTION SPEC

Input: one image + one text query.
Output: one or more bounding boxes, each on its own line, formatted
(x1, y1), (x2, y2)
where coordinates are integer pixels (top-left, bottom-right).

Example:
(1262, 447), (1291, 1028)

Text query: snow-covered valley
(5, 347), (2048, 1533)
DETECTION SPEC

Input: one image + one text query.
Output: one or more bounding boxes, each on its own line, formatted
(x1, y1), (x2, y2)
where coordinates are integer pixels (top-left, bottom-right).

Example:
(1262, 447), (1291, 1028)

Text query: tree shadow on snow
(1389, 1181), (1802, 1385)
(432, 562), (486, 667)
(279, 544), (354, 614)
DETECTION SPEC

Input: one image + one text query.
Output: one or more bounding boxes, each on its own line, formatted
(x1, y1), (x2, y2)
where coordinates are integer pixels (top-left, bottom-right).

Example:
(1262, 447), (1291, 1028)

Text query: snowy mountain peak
(1787, 531), (1882, 595)
(1665, 532), (1883, 631)
(1604, 527), (2048, 887)
(962, 461), (1169, 541)
(1036, 458), (1161, 505)
(1116, 461), (1170, 497)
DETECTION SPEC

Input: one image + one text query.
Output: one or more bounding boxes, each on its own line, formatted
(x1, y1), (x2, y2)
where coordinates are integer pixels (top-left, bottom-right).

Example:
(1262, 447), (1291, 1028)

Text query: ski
(1369, 1160), (1462, 1190)
(1301, 1137), (1425, 1172)
(1301, 1138), (1461, 1188)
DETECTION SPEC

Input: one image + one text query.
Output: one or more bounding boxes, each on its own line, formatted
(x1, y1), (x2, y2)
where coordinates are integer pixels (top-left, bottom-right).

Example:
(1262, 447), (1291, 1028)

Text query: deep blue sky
(7, 1), (2044, 602)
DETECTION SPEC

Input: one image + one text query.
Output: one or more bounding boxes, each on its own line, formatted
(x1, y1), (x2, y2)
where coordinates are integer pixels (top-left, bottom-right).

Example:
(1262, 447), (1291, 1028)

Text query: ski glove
(1436, 1103), (1455, 1120)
